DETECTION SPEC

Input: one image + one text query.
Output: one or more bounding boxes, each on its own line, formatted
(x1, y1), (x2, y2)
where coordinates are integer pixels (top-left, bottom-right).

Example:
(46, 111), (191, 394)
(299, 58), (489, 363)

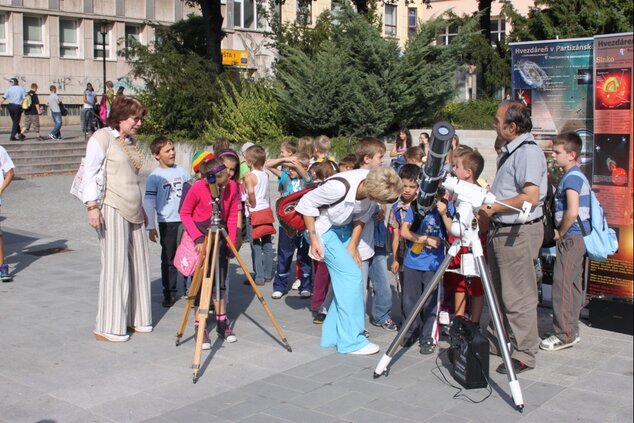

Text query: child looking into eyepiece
(179, 156), (241, 348)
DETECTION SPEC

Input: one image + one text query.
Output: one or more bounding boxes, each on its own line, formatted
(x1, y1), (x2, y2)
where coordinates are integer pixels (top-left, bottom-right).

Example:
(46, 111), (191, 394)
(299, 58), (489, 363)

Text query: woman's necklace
(117, 137), (144, 172)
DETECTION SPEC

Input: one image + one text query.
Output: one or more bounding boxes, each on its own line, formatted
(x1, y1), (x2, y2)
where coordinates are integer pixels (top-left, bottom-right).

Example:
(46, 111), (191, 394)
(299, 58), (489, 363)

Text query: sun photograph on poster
(595, 68), (632, 109)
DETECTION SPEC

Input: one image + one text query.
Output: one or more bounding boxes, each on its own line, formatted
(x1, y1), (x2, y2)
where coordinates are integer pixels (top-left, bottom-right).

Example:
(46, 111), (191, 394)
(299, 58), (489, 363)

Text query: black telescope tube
(416, 121), (454, 214)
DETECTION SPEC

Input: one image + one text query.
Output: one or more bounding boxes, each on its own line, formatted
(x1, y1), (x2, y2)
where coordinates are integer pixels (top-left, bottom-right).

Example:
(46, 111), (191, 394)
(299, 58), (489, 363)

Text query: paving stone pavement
(0, 173), (632, 423)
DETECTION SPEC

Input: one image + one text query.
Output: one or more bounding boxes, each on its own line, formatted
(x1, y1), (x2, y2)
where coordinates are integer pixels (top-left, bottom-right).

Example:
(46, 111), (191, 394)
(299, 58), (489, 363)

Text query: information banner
(590, 33), (634, 298)
(510, 38), (594, 181)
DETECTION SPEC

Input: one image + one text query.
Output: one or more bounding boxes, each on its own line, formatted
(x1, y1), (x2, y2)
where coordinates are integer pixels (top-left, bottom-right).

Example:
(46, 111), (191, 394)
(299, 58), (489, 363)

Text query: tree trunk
(199, 0), (224, 72)
(478, 0), (492, 43)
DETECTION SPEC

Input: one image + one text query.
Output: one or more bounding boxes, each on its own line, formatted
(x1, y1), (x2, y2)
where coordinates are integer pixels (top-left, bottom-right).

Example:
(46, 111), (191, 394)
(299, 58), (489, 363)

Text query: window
(0, 13), (8, 54)
(93, 21), (111, 59)
(23, 16), (45, 56)
(384, 4), (396, 36)
(59, 19), (80, 58)
(124, 24), (142, 60)
(296, 0), (312, 25)
(125, 24), (142, 48)
(407, 7), (417, 38)
(233, 0), (263, 29)
(490, 17), (506, 46)
(436, 22), (459, 45)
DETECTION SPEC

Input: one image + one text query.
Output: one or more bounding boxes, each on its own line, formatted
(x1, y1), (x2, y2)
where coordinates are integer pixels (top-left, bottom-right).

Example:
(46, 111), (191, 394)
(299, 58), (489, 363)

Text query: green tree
(397, 16), (472, 127)
(203, 80), (286, 147)
(275, 7), (398, 137)
(502, 0), (633, 42)
(124, 24), (221, 140)
(275, 11), (334, 58)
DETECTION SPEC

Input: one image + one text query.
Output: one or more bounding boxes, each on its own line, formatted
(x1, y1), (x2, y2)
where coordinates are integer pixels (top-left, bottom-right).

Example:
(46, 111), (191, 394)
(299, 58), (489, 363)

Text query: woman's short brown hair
(107, 96), (147, 131)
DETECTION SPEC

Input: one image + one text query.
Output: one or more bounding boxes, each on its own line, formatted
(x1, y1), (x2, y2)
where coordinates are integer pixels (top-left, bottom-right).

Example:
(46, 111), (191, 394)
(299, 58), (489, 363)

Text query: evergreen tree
(502, 0), (633, 42)
(275, 8), (398, 137)
(397, 17), (468, 127)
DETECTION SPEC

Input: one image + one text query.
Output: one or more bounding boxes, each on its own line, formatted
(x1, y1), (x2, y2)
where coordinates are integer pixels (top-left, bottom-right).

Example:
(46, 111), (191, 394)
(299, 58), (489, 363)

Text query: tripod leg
(374, 251), (456, 378)
(476, 255), (524, 411)
(176, 237), (208, 346)
(221, 229), (293, 352)
(192, 230), (220, 384)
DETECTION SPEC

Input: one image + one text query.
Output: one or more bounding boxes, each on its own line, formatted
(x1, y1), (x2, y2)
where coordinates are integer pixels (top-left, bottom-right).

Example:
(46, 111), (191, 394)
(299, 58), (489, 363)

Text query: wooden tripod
(175, 203), (292, 384)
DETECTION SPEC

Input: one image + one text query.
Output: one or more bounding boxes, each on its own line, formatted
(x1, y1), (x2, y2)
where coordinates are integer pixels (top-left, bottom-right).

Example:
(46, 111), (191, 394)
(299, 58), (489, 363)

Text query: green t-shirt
(239, 161), (250, 179)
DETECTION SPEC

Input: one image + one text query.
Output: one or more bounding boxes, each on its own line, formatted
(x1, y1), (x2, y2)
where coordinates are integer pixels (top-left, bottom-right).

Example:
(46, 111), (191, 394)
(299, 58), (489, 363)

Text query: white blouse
(295, 168), (374, 237)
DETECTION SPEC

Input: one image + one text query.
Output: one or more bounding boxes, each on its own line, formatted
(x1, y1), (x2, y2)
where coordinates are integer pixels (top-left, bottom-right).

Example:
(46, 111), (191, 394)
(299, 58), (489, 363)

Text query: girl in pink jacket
(180, 157), (241, 346)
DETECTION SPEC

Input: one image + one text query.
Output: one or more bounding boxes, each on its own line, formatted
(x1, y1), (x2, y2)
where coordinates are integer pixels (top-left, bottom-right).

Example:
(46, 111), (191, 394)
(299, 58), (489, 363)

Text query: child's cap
(192, 150), (214, 173)
(240, 142), (255, 154)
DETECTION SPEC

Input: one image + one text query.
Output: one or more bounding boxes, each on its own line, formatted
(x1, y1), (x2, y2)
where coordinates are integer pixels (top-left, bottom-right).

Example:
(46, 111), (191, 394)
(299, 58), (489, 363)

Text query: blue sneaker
(0, 264), (13, 282)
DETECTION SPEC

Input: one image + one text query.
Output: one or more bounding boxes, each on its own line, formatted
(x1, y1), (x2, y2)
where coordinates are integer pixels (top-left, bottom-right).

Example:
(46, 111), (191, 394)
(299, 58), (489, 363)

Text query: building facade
(1, 0), (533, 106)
(0, 0), (201, 104)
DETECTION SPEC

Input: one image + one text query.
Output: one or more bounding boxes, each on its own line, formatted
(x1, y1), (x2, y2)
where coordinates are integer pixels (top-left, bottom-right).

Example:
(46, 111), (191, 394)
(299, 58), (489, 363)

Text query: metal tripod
(175, 190), (292, 384)
(373, 179), (526, 411)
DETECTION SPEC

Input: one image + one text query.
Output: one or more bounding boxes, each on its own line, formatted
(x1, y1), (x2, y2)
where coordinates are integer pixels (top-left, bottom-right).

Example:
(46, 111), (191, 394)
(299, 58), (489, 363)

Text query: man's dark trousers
(7, 104), (22, 139)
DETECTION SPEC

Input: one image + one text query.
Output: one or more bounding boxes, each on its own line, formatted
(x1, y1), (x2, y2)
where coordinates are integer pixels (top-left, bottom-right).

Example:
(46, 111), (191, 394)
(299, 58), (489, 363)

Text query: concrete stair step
(3, 137), (85, 178)
(13, 154), (85, 165)
(9, 147), (86, 159)
(14, 160), (82, 178)
(20, 168), (78, 178)
(3, 139), (86, 152)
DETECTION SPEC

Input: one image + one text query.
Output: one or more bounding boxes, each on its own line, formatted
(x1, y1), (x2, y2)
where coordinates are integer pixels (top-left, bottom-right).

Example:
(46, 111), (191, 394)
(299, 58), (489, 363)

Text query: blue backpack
(566, 170), (618, 262)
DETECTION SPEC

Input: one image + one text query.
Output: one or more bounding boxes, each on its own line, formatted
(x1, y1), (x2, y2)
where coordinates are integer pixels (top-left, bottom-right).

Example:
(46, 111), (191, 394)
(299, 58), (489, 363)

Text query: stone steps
(4, 138), (85, 179)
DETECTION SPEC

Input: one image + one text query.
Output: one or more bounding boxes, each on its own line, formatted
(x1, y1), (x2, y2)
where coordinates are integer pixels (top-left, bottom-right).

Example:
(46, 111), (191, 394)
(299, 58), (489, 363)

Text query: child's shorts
(443, 272), (484, 296)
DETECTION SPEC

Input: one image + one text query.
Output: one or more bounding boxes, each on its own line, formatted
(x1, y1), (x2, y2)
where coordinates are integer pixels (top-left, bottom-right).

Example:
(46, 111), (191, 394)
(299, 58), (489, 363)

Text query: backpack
(566, 170), (618, 261)
(276, 176), (350, 236)
(22, 93), (32, 110)
(541, 183), (557, 248)
(390, 155), (406, 174)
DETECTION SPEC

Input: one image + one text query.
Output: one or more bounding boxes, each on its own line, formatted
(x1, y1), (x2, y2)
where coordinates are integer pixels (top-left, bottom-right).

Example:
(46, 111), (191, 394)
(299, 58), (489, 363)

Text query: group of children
(142, 127), (587, 357)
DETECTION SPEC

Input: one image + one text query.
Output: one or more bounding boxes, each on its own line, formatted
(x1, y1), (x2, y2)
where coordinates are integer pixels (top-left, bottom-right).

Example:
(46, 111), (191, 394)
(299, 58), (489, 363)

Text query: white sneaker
(439, 311), (451, 326)
(539, 334), (575, 351)
(299, 290), (312, 298)
(350, 342), (380, 355)
(291, 279), (301, 290)
(132, 325), (153, 333)
(271, 291), (283, 299)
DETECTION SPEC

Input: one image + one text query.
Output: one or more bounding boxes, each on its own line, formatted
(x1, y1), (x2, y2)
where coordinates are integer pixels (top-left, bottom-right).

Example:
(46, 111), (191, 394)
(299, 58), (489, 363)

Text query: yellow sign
(222, 49), (249, 67)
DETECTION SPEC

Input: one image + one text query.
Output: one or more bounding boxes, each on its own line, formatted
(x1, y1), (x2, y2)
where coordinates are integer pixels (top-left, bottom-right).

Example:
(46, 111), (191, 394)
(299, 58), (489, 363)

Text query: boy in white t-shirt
(0, 146), (16, 281)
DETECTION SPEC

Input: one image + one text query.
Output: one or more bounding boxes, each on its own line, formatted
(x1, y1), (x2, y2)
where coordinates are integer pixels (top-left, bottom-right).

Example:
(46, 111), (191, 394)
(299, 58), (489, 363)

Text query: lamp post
(98, 20), (108, 97)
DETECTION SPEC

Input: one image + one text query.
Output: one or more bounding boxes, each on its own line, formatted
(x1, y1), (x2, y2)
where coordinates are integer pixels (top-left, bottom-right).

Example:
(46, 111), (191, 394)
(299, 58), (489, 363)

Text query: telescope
(416, 121), (454, 215)
(374, 122), (531, 412)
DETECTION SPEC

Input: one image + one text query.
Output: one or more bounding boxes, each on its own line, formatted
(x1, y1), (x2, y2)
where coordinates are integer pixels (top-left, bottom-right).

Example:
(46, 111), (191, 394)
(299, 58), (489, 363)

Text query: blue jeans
(50, 111), (62, 138)
(80, 107), (94, 133)
(273, 228), (312, 293)
(362, 246), (393, 324)
(247, 217), (273, 282)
